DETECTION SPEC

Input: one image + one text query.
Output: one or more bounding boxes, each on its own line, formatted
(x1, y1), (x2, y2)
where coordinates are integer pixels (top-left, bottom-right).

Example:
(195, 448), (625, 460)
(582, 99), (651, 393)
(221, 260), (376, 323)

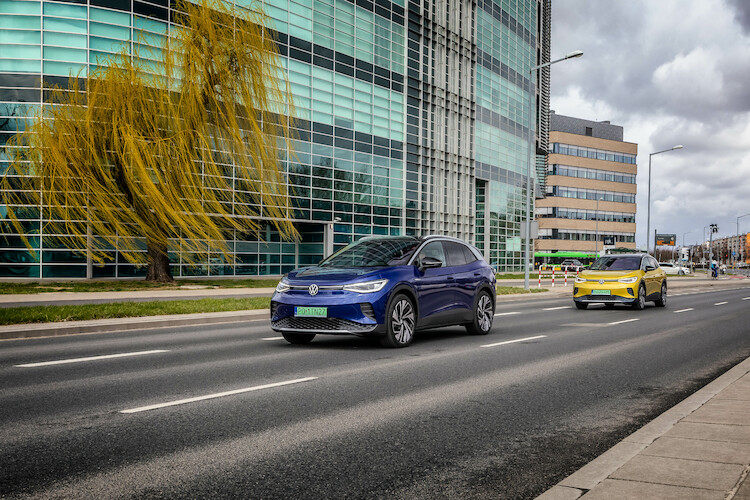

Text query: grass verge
(0, 297), (271, 325)
(496, 286), (548, 295)
(0, 278), (280, 295)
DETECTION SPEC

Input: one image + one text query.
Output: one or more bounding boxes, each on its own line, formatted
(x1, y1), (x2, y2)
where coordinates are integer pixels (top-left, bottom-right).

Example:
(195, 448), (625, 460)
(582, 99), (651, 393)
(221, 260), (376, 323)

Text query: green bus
(535, 251), (597, 271)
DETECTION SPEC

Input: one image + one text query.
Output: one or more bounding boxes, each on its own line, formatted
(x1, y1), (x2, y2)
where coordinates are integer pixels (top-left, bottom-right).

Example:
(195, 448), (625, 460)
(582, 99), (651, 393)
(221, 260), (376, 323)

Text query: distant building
(707, 233), (748, 266)
(535, 112), (638, 256)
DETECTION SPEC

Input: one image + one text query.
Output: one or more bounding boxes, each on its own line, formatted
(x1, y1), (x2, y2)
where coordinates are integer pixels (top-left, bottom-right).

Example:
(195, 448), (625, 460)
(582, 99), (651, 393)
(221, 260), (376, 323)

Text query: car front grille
(272, 316), (375, 333)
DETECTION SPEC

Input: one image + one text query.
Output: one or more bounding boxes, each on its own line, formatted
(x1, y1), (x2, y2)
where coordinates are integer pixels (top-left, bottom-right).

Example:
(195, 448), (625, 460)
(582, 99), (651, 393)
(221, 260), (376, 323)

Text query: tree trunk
(146, 241), (174, 282)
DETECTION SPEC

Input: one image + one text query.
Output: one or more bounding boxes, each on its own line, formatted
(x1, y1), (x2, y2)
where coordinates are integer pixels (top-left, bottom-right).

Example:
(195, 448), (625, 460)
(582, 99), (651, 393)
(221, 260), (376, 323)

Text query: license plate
(294, 306), (327, 317)
(591, 289), (611, 296)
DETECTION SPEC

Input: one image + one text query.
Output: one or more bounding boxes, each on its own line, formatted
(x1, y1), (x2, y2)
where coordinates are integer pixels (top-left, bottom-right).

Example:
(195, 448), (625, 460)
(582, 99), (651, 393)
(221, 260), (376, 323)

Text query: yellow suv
(573, 254), (667, 310)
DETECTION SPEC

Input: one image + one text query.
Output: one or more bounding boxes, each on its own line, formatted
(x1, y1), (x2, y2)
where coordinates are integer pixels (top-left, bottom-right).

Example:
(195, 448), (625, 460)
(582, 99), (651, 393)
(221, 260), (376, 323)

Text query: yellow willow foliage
(0, 0), (298, 268)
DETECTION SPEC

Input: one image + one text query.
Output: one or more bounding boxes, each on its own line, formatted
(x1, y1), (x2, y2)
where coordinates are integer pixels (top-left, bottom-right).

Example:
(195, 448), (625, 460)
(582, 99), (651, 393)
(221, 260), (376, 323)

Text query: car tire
(678, 270), (685, 275)
(575, 302), (588, 310)
(655, 282), (667, 307)
(281, 331), (316, 344)
(465, 290), (494, 335)
(380, 293), (416, 348)
(632, 284), (646, 310)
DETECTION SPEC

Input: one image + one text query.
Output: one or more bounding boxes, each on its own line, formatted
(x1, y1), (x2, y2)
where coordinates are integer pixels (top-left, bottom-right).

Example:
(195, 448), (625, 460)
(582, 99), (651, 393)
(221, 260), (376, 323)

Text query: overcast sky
(549, 0), (750, 249)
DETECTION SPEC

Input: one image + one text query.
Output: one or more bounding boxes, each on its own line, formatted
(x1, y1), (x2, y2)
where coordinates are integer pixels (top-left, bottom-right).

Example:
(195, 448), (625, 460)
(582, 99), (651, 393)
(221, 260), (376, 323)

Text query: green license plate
(591, 289), (611, 296)
(294, 306), (327, 317)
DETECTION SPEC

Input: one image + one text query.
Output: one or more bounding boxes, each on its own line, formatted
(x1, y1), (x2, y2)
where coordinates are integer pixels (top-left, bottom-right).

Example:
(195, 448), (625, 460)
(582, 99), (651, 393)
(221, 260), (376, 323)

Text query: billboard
(655, 233), (676, 246)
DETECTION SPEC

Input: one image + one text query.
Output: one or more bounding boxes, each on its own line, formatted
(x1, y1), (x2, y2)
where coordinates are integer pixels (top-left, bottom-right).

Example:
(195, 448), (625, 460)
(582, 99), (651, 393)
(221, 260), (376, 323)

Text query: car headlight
(575, 277), (586, 283)
(342, 279), (388, 293)
(618, 277), (638, 284)
(275, 279), (291, 293)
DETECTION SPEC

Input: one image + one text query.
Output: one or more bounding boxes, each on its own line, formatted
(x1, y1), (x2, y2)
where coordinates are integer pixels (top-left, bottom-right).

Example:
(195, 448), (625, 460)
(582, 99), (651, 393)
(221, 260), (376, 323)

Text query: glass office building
(0, 0), (550, 278)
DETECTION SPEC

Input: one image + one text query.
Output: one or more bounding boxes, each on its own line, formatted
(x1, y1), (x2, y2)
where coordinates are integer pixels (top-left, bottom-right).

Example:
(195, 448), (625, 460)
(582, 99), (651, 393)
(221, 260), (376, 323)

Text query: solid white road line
(608, 318), (640, 326)
(674, 308), (694, 313)
(494, 311), (520, 317)
(481, 335), (547, 348)
(714, 302), (728, 306)
(261, 337), (284, 341)
(543, 306), (570, 311)
(15, 350), (169, 368)
(120, 377), (318, 414)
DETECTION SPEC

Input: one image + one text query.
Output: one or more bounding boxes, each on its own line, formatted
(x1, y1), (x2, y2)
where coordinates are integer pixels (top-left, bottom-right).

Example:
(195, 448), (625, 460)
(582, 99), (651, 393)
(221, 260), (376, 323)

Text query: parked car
(271, 235), (497, 347)
(560, 259), (585, 272)
(658, 262), (691, 275)
(573, 253), (667, 310)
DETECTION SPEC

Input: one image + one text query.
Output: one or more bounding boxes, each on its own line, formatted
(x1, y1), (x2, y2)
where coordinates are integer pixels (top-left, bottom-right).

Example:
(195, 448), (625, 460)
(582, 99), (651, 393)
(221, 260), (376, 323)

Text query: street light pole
(682, 230), (693, 271)
(736, 214), (750, 268)
(646, 145), (683, 255)
(523, 50), (583, 290)
(594, 196), (604, 255)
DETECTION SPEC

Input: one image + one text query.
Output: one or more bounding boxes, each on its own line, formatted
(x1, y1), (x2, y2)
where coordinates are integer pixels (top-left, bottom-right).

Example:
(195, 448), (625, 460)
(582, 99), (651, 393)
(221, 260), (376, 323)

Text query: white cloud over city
(549, 0), (750, 248)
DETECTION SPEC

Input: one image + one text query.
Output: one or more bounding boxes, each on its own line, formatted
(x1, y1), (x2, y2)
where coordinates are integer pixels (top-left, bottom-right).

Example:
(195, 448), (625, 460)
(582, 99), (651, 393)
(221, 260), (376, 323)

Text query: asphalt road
(2, 285), (750, 499)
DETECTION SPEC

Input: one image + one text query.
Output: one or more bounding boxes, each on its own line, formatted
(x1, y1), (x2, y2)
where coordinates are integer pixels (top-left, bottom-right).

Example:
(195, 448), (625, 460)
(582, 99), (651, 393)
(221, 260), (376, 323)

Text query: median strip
(16, 349), (169, 368)
(674, 308), (694, 313)
(481, 335), (546, 348)
(120, 377), (318, 414)
(607, 318), (639, 326)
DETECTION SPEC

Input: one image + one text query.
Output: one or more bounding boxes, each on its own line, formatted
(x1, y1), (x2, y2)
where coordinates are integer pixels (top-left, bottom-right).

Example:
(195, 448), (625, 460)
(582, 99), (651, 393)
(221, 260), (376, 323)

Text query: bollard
(565, 269), (568, 286)
(538, 272), (542, 288)
(551, 269), (555, 287)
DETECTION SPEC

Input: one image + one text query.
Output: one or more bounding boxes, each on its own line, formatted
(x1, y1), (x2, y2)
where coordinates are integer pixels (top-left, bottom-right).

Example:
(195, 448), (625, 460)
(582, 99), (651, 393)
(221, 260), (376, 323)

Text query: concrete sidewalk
(537, 355), (750, 500)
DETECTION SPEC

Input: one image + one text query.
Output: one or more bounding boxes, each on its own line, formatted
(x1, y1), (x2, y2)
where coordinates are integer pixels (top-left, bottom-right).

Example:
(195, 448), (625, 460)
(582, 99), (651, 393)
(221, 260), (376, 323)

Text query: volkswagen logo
(599, 279), (605, 284)
(308, 284), (319, 296)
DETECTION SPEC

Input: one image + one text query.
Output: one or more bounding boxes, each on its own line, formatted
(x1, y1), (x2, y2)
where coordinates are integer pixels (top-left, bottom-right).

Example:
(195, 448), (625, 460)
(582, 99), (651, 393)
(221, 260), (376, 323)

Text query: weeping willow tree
(0, 0), (297, 281)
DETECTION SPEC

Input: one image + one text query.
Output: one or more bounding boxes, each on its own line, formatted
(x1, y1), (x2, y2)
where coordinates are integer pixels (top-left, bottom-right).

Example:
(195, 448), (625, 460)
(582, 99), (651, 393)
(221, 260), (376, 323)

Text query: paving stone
(609, 455), (744, 490)
(683, 405), (750, 426)
(734, 472), (750, 500)
(702, 399), (750, 411)
(665, 422), (750, 443)
(581, 478), (725, 500)
(558, 441), (646, 491)
(641, 436), (750, 464)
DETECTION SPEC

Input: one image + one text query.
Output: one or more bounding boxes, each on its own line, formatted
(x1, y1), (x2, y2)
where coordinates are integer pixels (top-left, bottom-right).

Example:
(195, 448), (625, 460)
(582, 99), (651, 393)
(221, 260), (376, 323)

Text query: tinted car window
(417, 241), (446, 267)
(320, 238), (419, 267)
(590, 256), (642, 271)
(443, 241), (469, 267)
(461, 244), (478, 264)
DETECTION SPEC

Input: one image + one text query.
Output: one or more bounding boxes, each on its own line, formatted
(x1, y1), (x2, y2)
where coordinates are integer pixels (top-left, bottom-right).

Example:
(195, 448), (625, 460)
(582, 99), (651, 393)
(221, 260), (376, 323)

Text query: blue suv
(271, 235), (497, 347)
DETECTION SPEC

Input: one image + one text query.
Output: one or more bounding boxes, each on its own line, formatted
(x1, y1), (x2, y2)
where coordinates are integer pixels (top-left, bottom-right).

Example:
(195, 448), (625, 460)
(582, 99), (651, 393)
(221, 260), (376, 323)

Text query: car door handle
(447, 276), (454, 280)
(473, 273), (481, 277)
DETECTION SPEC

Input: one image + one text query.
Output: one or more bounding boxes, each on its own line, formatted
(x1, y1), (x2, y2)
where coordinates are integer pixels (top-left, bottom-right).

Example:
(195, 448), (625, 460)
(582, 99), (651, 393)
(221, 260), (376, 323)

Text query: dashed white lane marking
(674, 308), (694, 313)
(120, 377), (318, 414)
(494, 311), (520, 317)
(715, 302), (728, 306)
(543, 306), (570, 311)
(262, 337), (284, 341)
(743, 297), (750, 300)
(608, 318), (640, 326)
(481, 335), (546, 348)
(15, 350), (169, 368)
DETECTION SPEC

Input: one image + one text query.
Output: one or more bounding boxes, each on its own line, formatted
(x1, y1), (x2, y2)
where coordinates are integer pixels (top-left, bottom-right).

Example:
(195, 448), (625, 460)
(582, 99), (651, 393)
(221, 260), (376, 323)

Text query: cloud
(550, 0), (750, 247)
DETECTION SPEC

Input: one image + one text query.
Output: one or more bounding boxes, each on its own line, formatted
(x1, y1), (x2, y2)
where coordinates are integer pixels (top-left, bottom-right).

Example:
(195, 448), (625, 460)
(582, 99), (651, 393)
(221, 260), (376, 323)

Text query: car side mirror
(645, 265), (656, 272)
(419, 256), (443, 271)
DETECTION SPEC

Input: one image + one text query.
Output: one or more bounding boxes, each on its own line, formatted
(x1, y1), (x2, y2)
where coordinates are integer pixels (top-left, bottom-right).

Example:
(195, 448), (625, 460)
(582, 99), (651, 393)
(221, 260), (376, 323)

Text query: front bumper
(573, 281), (638, 304)
(270, 288), (389, 336)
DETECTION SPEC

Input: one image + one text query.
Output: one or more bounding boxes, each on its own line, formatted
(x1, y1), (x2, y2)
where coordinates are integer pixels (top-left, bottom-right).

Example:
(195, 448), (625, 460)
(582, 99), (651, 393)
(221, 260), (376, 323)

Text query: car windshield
(319, 238), (420, 268)
(589, 256), (642, 271)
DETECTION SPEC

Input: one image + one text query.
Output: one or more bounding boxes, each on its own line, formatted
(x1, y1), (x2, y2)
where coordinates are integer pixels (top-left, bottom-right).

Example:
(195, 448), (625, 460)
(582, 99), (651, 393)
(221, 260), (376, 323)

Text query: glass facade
(1, 0), (546, 277)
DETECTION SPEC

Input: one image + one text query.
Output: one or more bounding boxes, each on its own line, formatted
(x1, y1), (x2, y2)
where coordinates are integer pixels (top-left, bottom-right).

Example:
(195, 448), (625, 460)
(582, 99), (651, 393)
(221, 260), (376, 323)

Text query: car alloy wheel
(655, 282), (667, 307)
(381, 294), (415, 347)
(466, 291), (494, 335)
(633, 284), (646, 310)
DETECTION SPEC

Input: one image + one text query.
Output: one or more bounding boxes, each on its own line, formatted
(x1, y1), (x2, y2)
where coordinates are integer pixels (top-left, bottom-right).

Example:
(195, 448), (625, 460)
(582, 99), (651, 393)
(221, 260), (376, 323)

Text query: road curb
(0, 309), (270, 341)
(536, 354), (750, 499)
